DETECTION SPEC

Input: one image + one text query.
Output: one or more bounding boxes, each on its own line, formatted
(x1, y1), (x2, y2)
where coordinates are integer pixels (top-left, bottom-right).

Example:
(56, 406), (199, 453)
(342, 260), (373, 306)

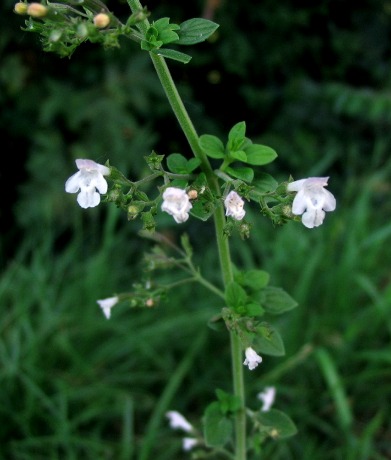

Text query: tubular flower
(224, 190), (246, 221)
(182, 437), (198, 451)
(243, 347), (262, 370)
(97, 296), (119, 319)
(257, 386), (276, 412)
(65, 159), (110, 209)
(161, 187), (192, 223)
(165, 411), (193, 433)
(287, 177), (336, 228)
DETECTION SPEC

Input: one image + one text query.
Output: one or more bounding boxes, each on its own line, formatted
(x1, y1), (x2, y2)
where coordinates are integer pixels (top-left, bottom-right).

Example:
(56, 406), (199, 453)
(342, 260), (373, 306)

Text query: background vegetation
(1, 0), (391, 458)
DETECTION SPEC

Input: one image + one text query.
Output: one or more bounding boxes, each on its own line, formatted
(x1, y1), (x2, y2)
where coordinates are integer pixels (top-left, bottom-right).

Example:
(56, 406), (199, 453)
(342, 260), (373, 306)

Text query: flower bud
(145, 298), (154, 307)
(77, 23), (88, 38)
(49, 30), (62, 42)
(187, 190), (198, 200)
(93, 13), (110, 28)
(27, 2), (48, 17)
(127, 204), (139, 220)
(14, 2), (28, 15)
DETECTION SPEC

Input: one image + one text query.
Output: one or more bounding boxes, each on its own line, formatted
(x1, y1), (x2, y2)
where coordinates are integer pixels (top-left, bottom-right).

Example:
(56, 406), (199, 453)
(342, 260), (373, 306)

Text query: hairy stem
(127, 1), (247, 458)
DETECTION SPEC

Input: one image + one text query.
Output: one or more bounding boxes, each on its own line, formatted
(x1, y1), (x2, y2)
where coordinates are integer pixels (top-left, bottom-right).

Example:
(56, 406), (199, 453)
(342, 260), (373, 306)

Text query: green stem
(127, 1), (247, 458)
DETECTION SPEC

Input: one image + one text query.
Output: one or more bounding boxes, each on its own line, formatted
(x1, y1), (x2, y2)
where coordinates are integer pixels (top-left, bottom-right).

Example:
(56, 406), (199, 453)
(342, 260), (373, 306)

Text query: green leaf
(260, 287), (298, 315)
(199, 134), (225, 159)
(145, 25), (159, 42)
(225, 282), (247, 309)
(228, 121), (246, 150)
(225, 166), (254, 183)
(239, 269), (270, 291)
(252, 173), (278, 194)
(190, 198), (215, 221)
(154, 17), (180, 45)
(151, 48), (192, 64)
(141, 39), (162, 51)
(257, 409), (298, 439)
(253, 323), (285, 356)
(245, 302), (265, 317)
(244, 144), (277, 165)
(166, 153), (188, 173)
(187, 158), (201, 172)
(204, 402), (232, 448)
(230, 150), (247, 162)
(215, 389), (242, 414)
(176, 18), (219, 45)
(226, 284), (247, 310)
(166, 153), (200, 174)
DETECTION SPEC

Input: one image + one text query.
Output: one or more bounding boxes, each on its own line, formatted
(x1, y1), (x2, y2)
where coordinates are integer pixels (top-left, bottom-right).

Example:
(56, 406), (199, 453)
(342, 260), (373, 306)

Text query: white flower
(243, 347), (262, 370)
(224, 191), (246, 221)
(287, 177), (336, 228)
(166, 411), (193, 433)
(257, 386), (276, 412)
(182, 437), (198, 451)
(161, 187), (192, 223)
(65, 159), (110, 209)
(97, 296), (119, 319)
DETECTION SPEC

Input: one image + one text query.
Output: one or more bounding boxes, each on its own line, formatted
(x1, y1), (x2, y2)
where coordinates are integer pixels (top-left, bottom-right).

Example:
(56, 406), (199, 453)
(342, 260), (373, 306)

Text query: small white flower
(287, 177), (336, 228)
(97, 296), (119, 319)
(166, 411), (193, 433)
(257, 386), (276, 412)
(161, 187), (192, 223)
(65, 159), (110, 209)
(224, 191), (246, 221)
(182, 437), (198, 451)
(243, 347), (262, 370)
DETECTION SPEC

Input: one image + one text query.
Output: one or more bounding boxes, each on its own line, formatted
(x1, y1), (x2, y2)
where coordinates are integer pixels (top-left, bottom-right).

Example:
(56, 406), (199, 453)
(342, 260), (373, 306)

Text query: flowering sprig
(16, 1), (337, 457)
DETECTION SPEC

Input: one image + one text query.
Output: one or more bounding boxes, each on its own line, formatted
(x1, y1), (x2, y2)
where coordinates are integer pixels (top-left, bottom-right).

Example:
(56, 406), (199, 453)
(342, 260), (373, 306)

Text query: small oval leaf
(245, 144), (277, 166)
(200, 134), (225, 159)
(176, 18), (219, 45)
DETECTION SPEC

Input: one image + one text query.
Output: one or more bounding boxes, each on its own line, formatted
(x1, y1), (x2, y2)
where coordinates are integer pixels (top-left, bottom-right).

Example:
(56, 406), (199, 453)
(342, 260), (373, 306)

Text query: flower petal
(65, 171), (82, 193)
(291, 190), (307, 215)
(93, 174), (108, 194)
(77, 190), (101, 208)
(322, 189), (336, 211)
(287, 179), (307, 192)
(302, 209), (325, 228)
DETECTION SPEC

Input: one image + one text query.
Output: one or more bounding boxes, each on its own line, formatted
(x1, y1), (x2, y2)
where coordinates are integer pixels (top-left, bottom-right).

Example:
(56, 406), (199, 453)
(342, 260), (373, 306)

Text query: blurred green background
(1, 0), (391, 458)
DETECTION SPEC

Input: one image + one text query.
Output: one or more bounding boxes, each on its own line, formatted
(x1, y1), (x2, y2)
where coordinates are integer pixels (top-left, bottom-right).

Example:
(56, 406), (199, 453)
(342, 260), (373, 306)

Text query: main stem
(126, 2), (247, 458)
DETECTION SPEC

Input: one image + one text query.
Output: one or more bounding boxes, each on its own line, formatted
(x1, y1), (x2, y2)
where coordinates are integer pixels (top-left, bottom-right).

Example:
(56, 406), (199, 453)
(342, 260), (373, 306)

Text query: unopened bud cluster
(14, 2), (47, 17)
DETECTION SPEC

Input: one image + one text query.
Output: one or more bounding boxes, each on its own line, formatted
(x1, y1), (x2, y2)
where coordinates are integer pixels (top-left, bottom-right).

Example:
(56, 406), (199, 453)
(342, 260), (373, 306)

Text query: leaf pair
(142, 17), (219, 63)
(200, 121), (278, 183)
